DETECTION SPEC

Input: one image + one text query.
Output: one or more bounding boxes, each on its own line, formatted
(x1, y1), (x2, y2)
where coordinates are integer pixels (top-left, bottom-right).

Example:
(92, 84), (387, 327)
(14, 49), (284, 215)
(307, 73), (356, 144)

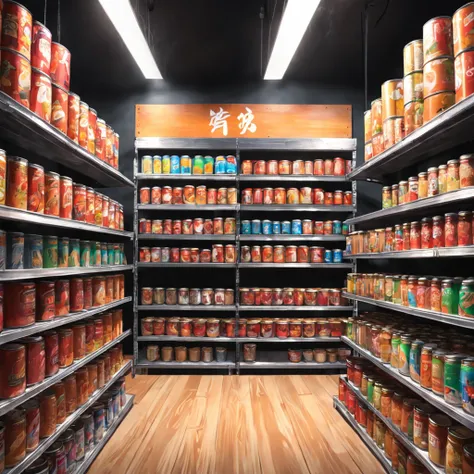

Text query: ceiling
(19, 0), (468, 100)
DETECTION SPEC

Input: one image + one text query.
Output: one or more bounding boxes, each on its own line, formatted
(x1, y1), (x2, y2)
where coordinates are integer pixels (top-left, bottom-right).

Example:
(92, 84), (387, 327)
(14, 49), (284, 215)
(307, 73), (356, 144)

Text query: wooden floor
(88, 374), (385, 474)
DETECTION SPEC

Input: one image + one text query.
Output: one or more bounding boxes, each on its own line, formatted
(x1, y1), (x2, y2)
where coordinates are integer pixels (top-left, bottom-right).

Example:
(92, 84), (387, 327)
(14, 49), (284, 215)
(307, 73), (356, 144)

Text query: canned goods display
(141, 154), (236, 175)
(240, 245), (341, 264)
(139, 185), (237, 205)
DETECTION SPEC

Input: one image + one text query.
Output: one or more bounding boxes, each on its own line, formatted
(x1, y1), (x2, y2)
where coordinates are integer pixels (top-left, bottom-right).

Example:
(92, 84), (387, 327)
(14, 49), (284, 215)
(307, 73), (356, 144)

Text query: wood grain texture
(135, 104), (352, 138)
(88, 375), (385, 474)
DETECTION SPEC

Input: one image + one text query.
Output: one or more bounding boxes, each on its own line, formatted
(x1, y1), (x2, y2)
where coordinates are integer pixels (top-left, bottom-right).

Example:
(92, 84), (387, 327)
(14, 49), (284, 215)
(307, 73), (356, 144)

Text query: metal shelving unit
(138, 263), (235, 268)
(241, 350), (346, 369)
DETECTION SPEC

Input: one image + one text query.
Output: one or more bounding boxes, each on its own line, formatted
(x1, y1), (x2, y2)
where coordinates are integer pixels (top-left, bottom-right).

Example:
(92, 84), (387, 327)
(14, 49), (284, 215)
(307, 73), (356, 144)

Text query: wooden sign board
(136, 104), (352, 139)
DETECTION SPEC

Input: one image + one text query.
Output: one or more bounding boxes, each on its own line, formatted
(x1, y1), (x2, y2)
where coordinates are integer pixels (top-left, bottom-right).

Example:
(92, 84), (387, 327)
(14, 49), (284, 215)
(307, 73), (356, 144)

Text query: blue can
(342, 223), (349, 235)
(215, 156), (226, 174)
(324, 249), (333, 263)
(225, 155), (237, 174)
(25, 234), (43, 269)
(346, 237), (352, 255)
(112, 390), (120, 418)
(80, 413), (94, 451)
(333, 249), (343, 263)
(262, 220), (273, 235)
(92, 404), (105, 443)
(251, 220), (262, 234)
(180, 155), (191, 174)
(100, 395), (114, 429)
(170, 155), (180, 174)
(333, 220), (342, 234)
(282, 221), (291, 234)
(291, 220), (302, 235)
(101, 243), (108, 265)
(272, 221), (281, 234)
(59, 237), (69, 268)
(107, 244), (114, 265)
(7, 232), (24, 269)
(241, 220), (251, 234)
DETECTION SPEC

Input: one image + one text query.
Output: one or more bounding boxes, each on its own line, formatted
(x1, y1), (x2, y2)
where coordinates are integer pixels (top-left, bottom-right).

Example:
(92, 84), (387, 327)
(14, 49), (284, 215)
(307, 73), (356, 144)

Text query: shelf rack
(134, 137), (356, 373)
(344, 246), (474, 259)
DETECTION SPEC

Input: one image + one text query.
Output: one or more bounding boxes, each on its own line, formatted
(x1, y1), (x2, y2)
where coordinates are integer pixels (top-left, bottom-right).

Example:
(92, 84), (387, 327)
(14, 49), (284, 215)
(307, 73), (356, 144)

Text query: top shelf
(0, 92), (133, 188)
(135, 137), (357, 152)
(348, 94), (474, 181)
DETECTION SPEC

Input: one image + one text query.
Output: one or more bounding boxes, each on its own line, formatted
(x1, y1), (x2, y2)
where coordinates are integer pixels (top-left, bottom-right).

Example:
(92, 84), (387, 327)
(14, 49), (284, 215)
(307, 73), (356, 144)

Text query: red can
(6, 156), (28, 210)
(92, 277), (106, 307)
(73, 183), (86, 221)
(4, 408), (26, 467)
(70, 278), (84, 312)
(313, 159), (324, 175)
(421, 218), (433, 249)
(251, 245), (261, 262)
(313, 188), (324, 205)
(53, 383), (66, 424)
(344, 191), (353, 205)
(423, 17), (453, 63)
(21, 336), (45, 386)
(455, 50), (474, 103)
(445, 213), (458, 247)
(334, 190), (343, 205)
(0, 47), (31, 107)
(458, 211), (472, 246)
(262, 245), (273, 262)
(267, 160), (278, 175)
(0, 343), (26, 398)
(58, 328), (73, 367)
(139, 187), (150, 205)
(85, 322), (95, 354)
(51, 83), (68, 133)
(67, 92), (80, 142)
(84, 277), (92, 309)
(79, 101), (89, 148)
(151, 186), (161, 204)
(172, 187), (183, 204)
(5, 282), (35, 328)
(241, 188), (253, 204)
(286, 245), (297, 263)
(94, 192), (103, 226)
(44, 171), (60, 216)
(324, 159), (334, 175)
(34, 281), (54, 322)
(263, 187), (274, 204)
(241, 160), (252, 174)
(276, 320), (289, 338)
(43, 331), (59, 377)
(253, 188), (263, 204)
(24, 399), (40, 451)
(27, 163), (45, 213)
(273, 245), (285, 263)
(105, 125), (114, 165)
(206, 188), (216, 204)
(50, 42), (71, 90)
(63, 374), (77, 415)
(274, 188), (286, 204)
(254, 160), (266, 174)
(212, 244), (224, 263)
(409, 222), (421, 249)
(59, 175), (73, 219)
(102, 196), (109, 227)
(334, 157), (346, 176)
(297, 245), (309, 263)
(29, 68), (52, 123)
(1, 1), (32, 60)
(86, 187), (95, 223)
(113, 132), (120, 169)
(433, 216), (445, 247)
(173, 219), (183, 235)
(55, 279), (69, 316)
(310, 246), (324, 263)
(75, 367), (88, 405)
(72, 324), (86, 360)
(95, 118), (106, 161)
(88, 108), (97, 154)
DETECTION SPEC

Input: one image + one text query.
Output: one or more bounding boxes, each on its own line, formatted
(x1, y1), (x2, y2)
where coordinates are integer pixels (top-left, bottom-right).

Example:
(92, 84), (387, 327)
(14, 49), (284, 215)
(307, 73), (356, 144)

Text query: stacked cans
(139, 245), (237, 263)
(139, 217), (235, 235)
(139, 185), (237, 205)
(240, 245), (342, 264)
(140, 287), (235, 306)
(403, 40), (424, 135)
(241, 219), (347, 235)
(141, 154), (236, 175)
(454, 4), (474, 103)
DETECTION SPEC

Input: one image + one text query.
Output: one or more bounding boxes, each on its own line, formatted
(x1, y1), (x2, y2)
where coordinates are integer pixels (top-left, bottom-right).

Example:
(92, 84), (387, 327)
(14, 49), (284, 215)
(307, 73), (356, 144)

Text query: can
(372, 132), (384, 156)
(454, 4), (474, 56)
(55, 279), (69, 316)
(92, 403), (105, 443)
(5, 282), (35, 327)
(68, 238), (80, 267)
(92, 276), (106, 307)
(85, 187), (95, 224)
(203, 155), (214, 174)
(4, 409), (26, 467)
(403, 39), (423, 75)
(404, 100), (424, 135)
(6, 156), (28, 209)
(461, 357), (474, 414)
(21, 336), (45, 386)
(23, 399), (40, 452)
(324, 249), (333, 263)
(80, 240), (90, 267)
(364, 110), (372, 142)
(333, 249), (343, 263)
(87, 108), (97, 154)
(44, 171), (60, 216)
(36, 281), (55, 321)
(24, 234), (42, 269)
(381, 79), (404, 119)
(95, 118), (106, 161)
(423, 16), (453, 64)
(445, 354), (464, 406)
(383, 116), (404, 148)
(282, 221), (291, 234)
(59, 429), (75, 473)
(50, 42), (71, 90)
(169, 155), (179, 174)
(51, 83), (68, 133)
(423, 91), (455, 122)
(72, 183), (86, 221)
(71, 421), (85, 462)
(0, 47), (31, 107)
(58, 328), (73, 367)
(161, 155), (170, 174)
(43, 330), (59, 377)
(105, 124), (114, 165)
(70, 278), (84, 312)
(41, 234), (56, 269)
(94, 192), (103, 226)
(79, 101), (89, 148)
(423, 57), (455, 97)
(67, 92), (80, 142)
(31, 19), (51, 74)
(215, 156), (226, 174)
(152, 155), (162, 174)
(0, 343), (26, 398)
(59, 175), (73, 219)
(29, 68), (52, 122)
(5, 231), (23, 270)
(459, 278), (474, 317)
(403, 70), (423, 105)
(455, 50), (474, 103)
(0, 150), (5, 207)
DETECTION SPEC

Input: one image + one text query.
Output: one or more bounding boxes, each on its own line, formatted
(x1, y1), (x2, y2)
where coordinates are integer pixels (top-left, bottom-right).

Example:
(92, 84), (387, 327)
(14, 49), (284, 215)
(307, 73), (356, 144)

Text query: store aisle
(88, 374), (384, 474)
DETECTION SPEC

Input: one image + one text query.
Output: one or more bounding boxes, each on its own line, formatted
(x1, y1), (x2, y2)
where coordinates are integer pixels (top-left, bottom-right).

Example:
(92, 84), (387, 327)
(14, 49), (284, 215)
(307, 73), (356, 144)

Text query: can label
(445, 360), (462, 405)
(462, 363), (474, 414)
(399, 342), (410, 375)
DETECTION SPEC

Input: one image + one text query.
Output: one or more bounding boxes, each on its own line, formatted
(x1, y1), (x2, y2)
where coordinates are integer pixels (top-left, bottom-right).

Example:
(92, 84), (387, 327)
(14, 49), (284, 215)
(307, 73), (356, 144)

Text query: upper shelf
(0, 92), (133, 188)
(348, 94), (474, 181)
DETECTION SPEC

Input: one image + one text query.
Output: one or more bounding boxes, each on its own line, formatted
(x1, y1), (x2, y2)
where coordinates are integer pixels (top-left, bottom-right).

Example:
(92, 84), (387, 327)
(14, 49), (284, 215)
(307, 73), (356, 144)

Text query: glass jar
(407, 277), (418, 308)
(384, 275), (393, 302)
(421, 217), (433, 249)
(433, 215), (445, 247)
(441, 279), (456, 315)
(438, 164), (448, 194)
(445, 213), (458, 247)
(447, 159), (460, 192)
(379, 328), (392, 363)
(391, 332), (401, 368)
(416, 277), (430, 310)
(418, 172), (428, 198)
(390, 391), (404, 428)
(446, 426), (474, 473)
(413, 403), (436, 451)
(431, 278), (442, 312)
(401, 398), (420, 440)
(420, 344), (437, 390)
(410, 221), (421, 249)
(370, 325), (381, 358)
(392, 275), (401, 304)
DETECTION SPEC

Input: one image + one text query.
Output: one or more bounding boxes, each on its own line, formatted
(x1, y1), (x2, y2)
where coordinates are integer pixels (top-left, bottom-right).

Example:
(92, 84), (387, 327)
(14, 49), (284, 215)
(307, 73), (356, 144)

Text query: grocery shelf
(136, 359), (234, 369)
(0, 297), (132, 346)
(75, 394), (135, 474)
(138, 336), (236, 342)
(239, 263), (352, 269)
(345, 187), (474, 227)
(347, 94), (474, 181)
(240, 235), (345, 242)
(135, 137), (238, 150)
(240, 205), (354, 212)
(342, 292), (474, 330)
(0, 329), (131, 417)
(237, 337), (341, 343)
(238, 138), (357, 151)
(138, 204), (238, 211)
(333, 397), (396, 474)
(238, 305), (353, 311)
(0, 205), (134, 238)
(341, 336), (474, 431)
(240, 351), (346, 369)
(138, 234), (235, 241)
(136, 173), (236, 181)
(0, 264), (133, 281)
(342, 377), (443, 474)
(0, 92), (133, 188)
(5, 361), (133, 474)
(138, 263), (235, 268)
(240, 175), (348, 182)
(345, 246), (474, 259)
(138, 305), (236, 311)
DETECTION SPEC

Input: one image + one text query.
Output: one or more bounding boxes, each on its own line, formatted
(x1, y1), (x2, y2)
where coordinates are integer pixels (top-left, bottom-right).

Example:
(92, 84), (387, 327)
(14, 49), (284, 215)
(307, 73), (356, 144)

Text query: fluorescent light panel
(264, 0), (321, 80)
(98, 0), (162, 79)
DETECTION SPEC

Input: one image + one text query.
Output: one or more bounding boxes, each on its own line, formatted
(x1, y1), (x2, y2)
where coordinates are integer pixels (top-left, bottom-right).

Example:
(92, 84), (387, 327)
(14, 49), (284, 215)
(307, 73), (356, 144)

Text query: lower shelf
(240, 351), (346, 369)
(136, 359), (234, 369)
(333, 397), (395, 474)
(75, 394), (135, 474)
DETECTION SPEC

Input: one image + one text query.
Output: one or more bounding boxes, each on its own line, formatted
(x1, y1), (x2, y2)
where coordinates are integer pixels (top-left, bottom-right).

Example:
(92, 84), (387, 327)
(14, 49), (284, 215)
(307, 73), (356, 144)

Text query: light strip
(98, 0), (162, 79)
(264, 0), (321, 80)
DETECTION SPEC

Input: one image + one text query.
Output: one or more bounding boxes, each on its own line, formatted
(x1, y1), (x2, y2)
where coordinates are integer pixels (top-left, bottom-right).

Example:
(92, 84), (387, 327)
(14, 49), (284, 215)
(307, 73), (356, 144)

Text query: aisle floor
(88, 374), (384, 474)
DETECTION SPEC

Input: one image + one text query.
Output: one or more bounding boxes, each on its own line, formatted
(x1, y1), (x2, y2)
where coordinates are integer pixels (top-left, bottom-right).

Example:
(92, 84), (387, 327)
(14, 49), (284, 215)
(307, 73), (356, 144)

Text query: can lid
(69, 91), (80, 99)
(447, 159), (460, 165)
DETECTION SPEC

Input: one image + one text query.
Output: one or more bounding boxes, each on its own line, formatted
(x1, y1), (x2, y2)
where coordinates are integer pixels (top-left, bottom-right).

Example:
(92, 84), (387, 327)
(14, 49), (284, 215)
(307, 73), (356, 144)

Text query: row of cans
(347, 211), (474, 255)
(139, 245), (236, 263)
(0, 152), (124, 228)
(240, 245), (343, 264)
(1, 354), (126, 471)
(141, 287), (235, 306)
(241, 187), (353, 206)
(241, 157), (350, 176)
(141, 154), (236, 175)
(139, 217), (235, 235)
(139, 185), (237, 205)
(242, 219), (347, 236)
(0, 274), (125, 331)
(381, 154), (474, 208)
(145, 345), (228, 363)
(0, 231), (125, 270)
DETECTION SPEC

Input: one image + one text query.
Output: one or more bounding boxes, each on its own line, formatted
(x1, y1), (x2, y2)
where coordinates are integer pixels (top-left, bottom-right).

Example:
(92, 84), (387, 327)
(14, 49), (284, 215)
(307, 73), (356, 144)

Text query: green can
(69, 239), (80, 267)
(459, 278), (474, 317)
(444, 354), (464, 406)
(114, 244), (121, 265)
(107, 243), (114, 265)
(441, 279), (456, 314)
(432, 349), (448, 396)
(409, 340), (424, 384)
(203, 155), (214, 174)
(345, 318), (353, 339)
(58, 237), (69, 268)
(399, 334), (412, 376)
(192, 155), (204, 175)
(391, 332), (401, 369)
(90, 241), (101, 266)
(43, 236), (58, 268)
(101, 243), (107, 265)
(461, 357), (474, 414)
(453, 277), (463, 312)
(80, 240), (91, 267)
(367, 377), (375, 404)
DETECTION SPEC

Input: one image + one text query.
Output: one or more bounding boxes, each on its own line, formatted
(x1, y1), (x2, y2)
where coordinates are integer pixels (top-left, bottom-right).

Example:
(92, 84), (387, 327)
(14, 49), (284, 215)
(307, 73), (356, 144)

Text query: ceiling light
(98, 0), (162, 79)
(264, 0), (321, 80)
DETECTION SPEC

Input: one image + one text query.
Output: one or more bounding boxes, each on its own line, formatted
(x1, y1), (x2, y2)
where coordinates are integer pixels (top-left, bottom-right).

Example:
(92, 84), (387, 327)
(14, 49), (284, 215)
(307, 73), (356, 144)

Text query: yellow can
(382, 79), (404, 120)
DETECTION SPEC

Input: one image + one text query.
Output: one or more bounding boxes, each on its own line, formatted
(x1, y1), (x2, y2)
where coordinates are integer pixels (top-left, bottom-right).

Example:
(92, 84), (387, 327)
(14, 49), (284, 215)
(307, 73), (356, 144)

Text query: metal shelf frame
(138, 263), (236, 268)
(138, 234), (235, 241)
(137, 336), (341, 343)
(345, 246), (474, 259)
(134, 137), (357, 374)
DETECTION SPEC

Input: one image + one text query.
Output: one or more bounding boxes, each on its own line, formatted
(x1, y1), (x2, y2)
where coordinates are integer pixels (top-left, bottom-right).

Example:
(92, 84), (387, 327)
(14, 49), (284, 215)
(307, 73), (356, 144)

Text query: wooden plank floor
(88, 375), (385, 474)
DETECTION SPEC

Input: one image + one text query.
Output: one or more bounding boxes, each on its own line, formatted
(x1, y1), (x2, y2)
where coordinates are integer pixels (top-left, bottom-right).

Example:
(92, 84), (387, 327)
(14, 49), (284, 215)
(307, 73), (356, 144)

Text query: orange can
(73, 183), (86, 221)
(85, 321), (95, 354)
(113, 274), (121, 300)
(70, 278), (84, 312)
(67, 92), (80, 142)
(59, 175), (73, 219)
(454, 3), (474, 56)
(94, 318), (104, 349)
(364, 110), (371, 142)
(372, 133), (384, 156)
(299, 187), (312, 204)
(0, 344), (26, 398)
(112, 310), (123, 338)
(102, 312), (113, 343)
(29, 68), (52, 122)
(95, 118), (107, 161)
(6, 156), (28, 210)
(0, 150), (6, 206)
(105, 276), (113, 304)
(72, 324), (86, 360)
(31, 20), (52, 75)
(371, 98), (383, 136)
(55, 279), (70, 316)
(53, 383), (66, 424)
(1, 1), (32, 60)
(383, 117), (404, 148)
(403, 39), (423, 75)
(423, 17), (453, 63)
(173, 187), (184, 204)
(313, 159), (324, 175)
(183, 185), (195, 204)
(106, 124), (114, 165)
(94, 192), (103, 226)
(287, 188), (299, 204)
(423, 57), (455, 97)
(44, 171), (60, 216)
(4, 409), (26, 467)
(75, 367), (88, 406)
(423, 91), (455, 122)
(364, 141), (373, 161)
(58, 328), (73, 367)
(274, 187), (286, 204)
(381, 79), (404, 119)
(51, 83), (68, 134)
(86, 187), (95, 224)
(404, 101), (424, 134)
(113, 133), (119, 169)
(39, 391), (56, 438)
(87, 363), (98, 395)
(92, 276), (106, 307)
(0, 47), (31, 108)
(64, 374), (77, 415)
(79, 101), (89, 148)
(313, 188), (324, 204)
(50, 42), (71, 90)
(455, 50), (474, 103)
(88, 108), (97, 154)
(403, 71), (423, 105)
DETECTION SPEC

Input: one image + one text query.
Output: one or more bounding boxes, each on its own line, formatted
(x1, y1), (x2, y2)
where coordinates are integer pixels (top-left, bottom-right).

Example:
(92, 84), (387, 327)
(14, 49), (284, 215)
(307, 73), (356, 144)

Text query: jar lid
(402, 398), (420, 408)
(418, 172), (427, 177)
(438, 164), (447, 169)
(447, 159), (460, 165)
(460, 154), (474, 161)
(448, 425), (474, 441)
